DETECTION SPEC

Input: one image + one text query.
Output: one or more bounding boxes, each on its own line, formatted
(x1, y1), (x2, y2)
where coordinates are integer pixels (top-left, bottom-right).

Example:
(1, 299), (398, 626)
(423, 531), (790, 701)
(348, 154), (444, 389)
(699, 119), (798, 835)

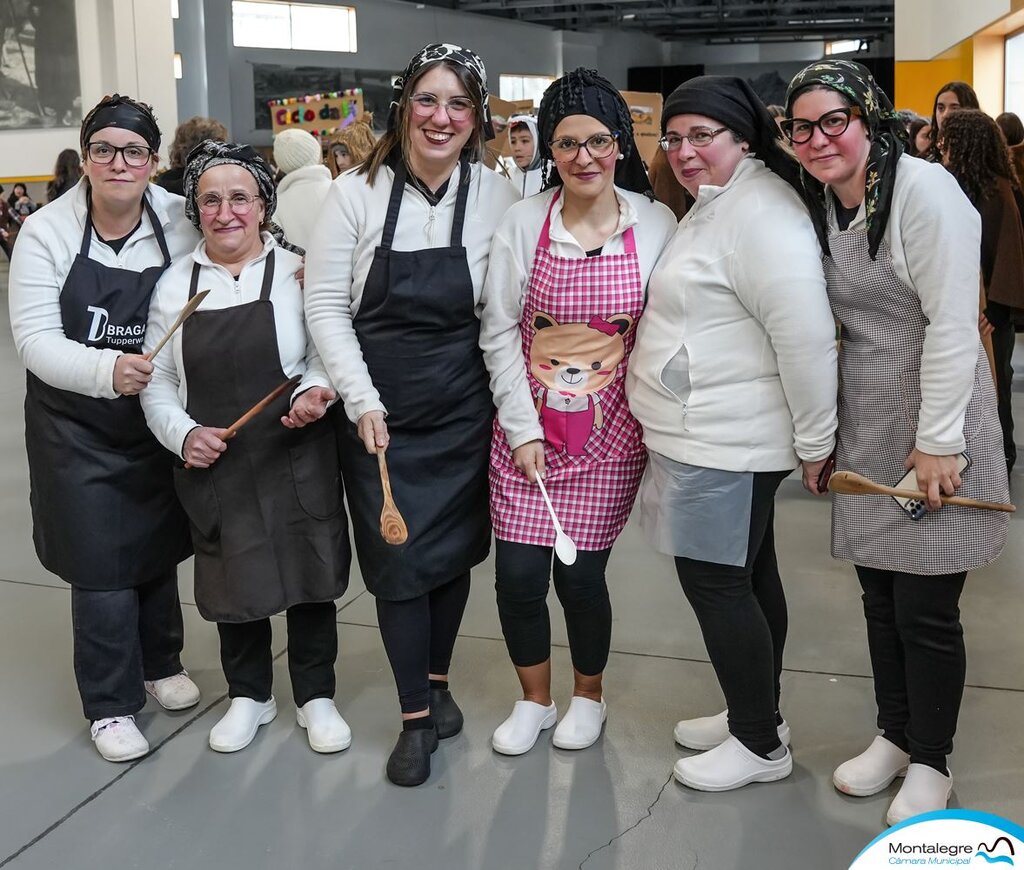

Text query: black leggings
(674, 470), (790, 757)
(494, 540), (613, 677)
(375, 573), (471, 714)
(855, 566), (967, 773)
(987, 300), (1016, 469)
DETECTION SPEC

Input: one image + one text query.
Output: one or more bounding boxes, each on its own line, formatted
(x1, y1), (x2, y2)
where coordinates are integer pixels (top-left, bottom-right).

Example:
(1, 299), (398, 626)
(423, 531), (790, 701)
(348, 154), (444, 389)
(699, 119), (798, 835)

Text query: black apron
(340, 160), (494, 601)
(174, 250), (350, 623)
(24, 199), (191, 590)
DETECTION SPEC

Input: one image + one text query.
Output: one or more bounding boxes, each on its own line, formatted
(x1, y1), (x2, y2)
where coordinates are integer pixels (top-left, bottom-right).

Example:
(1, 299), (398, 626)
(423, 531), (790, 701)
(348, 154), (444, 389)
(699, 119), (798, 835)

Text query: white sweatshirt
(273, 163), (333, 252)
(626, 156), (838, 471)
(140, 234), (332, 458)
(480, 186), (678, 449)
(303, 161), (519, 424)
(8, 178), (199, 399)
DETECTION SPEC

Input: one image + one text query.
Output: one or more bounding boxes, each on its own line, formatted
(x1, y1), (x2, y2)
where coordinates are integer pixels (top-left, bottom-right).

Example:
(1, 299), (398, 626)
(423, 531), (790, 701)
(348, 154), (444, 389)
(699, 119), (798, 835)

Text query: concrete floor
(0, 258), (1022, 870)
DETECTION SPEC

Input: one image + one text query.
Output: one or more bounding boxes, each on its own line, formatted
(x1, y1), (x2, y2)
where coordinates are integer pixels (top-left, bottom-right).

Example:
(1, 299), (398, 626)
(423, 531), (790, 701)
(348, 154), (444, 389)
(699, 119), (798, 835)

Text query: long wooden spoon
(145, 290), (210, 361)
(184, 374), (302, 468)
(828, 470), (1015, 513)
(376, 446), (409, 545)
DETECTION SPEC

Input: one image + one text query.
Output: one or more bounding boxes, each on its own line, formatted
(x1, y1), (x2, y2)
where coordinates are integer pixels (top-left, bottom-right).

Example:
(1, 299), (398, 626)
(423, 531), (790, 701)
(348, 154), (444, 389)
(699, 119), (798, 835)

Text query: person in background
(8, 94), (200, 763)
(47, 149), (82, 202)
(648, 146), (689, 220)
(924, 81), (979, 162)
(941, 109), (1024, 474)
(272, 128), (333, 252)
(8, 181), (37, 217)
(996, 112), (1024, 187)
(154, 116), (229, 197)
(325, 121), (376, 178)
(784, 59), (1008, 825)
(504, 113), (543, 198)
(906, 118), (930, 158)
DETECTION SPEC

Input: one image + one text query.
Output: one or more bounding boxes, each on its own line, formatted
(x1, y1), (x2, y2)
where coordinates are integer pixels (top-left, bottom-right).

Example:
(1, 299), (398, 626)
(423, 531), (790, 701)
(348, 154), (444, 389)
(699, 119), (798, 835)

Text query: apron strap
(536, 188), (561, 251)
(622, 225), (637, 256)
(188, 261), (201, 300)
(259, 249), (276, 301)
(379, 162), (408, 252)
(449, 158), (471, 248)
(143, 195), (172, 268)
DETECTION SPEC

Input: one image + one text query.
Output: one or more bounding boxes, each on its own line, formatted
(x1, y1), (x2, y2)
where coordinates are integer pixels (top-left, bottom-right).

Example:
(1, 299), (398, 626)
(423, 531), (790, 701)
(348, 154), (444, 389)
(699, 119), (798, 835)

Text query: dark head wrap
(785, 59), (906, 260)
(537, 68), (652, 198)
(182, 140), (277, 230)
(388, 43), (493, 140)
(661, 75), (802, 198)
(80, 94), (161, 152)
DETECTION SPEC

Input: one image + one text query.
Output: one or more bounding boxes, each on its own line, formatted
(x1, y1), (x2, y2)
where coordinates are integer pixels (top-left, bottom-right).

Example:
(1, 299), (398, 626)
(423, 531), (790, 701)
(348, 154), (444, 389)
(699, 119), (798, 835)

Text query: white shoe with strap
(90, 716), (150, 762)
(145, 670), (201, 711)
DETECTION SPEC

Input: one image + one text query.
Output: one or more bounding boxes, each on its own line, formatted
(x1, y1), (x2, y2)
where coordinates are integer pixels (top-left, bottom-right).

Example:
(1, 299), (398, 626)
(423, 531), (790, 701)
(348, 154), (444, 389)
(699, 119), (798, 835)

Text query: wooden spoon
(145, 290), (210, 361)
(376, 446), (409, 545)
(828, 470), (1015, 513)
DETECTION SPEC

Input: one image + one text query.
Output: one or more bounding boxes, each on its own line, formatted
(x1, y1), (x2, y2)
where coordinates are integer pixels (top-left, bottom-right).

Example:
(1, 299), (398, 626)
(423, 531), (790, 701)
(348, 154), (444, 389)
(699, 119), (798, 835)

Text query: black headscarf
(785, 59), (906, 260)
(661, 75), (802, 198)
(537, 68), (652, 198)
(80, 94), (161, 152)
(182, 140), (277, 230)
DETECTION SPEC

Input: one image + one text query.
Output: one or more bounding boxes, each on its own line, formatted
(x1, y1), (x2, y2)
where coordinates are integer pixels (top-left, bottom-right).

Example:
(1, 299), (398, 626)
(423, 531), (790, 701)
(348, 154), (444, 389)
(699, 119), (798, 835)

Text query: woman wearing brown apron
(141, 142), (351, 755)
(9, 95), (200, 762)
(305, 44), (518, 786)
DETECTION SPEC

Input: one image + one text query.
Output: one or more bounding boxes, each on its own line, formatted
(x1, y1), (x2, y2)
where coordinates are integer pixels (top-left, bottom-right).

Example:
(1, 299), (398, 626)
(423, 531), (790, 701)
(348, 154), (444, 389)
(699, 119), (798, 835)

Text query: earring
(616, 153), (625, 161)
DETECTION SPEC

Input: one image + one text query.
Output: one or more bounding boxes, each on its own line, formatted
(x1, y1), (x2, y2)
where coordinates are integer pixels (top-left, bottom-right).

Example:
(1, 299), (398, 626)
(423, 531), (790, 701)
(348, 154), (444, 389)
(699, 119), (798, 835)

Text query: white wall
(895, 0), (1010, 60)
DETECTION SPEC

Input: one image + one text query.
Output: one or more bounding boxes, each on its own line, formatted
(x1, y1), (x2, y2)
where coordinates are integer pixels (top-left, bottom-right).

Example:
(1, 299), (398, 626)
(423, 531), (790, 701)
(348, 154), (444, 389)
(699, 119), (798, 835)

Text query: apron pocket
(173, 466), (222, 541)
(289, 430), (344, 520)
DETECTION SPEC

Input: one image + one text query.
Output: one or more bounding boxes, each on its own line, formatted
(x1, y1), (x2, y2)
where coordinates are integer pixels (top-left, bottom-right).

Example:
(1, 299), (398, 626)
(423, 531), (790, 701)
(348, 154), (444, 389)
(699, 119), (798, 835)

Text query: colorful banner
(269, 89), (365, 138)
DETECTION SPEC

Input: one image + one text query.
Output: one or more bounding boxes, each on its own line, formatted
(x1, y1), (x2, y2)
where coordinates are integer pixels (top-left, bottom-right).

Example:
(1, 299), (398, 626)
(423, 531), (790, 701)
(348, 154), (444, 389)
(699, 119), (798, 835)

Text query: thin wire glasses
(85, 141), (155, 167)
(548, 132), (620, 162)
(658, 127), (730, 151)
(408, 94), (476, 121)
(780, 107), (862, 144)
(197, 192), (261, 217)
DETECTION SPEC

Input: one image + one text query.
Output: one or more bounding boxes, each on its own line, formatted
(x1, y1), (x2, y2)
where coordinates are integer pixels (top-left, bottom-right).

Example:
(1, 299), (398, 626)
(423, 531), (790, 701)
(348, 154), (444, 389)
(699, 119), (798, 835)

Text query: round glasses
(86, 141), (155, 167)
(658, 127), (729, 151)
(409, 94), (475, 122)
(197, 192), (260, 217)
(780, 107), (862, 145)
(548, 132), (619, 163)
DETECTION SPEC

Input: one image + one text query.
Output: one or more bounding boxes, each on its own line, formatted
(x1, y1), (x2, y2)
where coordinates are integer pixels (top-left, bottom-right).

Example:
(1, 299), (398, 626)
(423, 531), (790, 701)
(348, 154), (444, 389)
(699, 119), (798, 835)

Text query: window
(825, 39), (862, 55)
(173, 53), (183, 80)
(1006, 30), (1024, 117)
(499, 74), (555, 108)
(232, 1), (357, 52)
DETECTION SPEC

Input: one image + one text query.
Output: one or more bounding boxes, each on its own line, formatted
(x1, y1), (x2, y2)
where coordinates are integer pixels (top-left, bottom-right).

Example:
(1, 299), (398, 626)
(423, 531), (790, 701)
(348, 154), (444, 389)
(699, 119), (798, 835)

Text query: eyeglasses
(409, 93), (476, 121)
(658, 127), (730, 151)
(548, 132), (619, 162)
(196, 192), (261, 216)
(85, 141), (155, 167)
(780, 107), (862, 145)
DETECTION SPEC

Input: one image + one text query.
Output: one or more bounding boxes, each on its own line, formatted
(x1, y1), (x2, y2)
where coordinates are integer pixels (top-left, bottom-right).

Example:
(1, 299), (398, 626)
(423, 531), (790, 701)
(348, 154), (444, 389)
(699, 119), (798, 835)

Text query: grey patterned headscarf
(183, 140), (277, 230)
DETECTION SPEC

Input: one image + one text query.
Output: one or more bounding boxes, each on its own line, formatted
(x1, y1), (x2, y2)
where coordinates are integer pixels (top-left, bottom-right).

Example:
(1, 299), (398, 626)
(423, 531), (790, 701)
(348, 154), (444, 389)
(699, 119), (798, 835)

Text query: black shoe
(386, 726), (438, 787)
(430, 687), (464, 739)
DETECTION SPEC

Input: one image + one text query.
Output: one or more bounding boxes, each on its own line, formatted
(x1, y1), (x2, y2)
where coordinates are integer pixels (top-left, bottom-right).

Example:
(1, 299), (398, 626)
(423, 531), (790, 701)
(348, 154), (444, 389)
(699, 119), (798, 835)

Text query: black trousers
(217, 601), (338, 708)
(376, 573), (470, 714)
(855, 566), (967, 773)
(988, 301), (1016, 469)
(494, 539), (613, 676)
(71, 571), (184, 721)
(674, 470), (790, 757)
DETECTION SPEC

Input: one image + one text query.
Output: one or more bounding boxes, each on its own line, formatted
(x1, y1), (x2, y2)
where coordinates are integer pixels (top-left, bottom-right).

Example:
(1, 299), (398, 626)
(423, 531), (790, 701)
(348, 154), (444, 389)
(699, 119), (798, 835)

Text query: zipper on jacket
(425, 205), (436, 245)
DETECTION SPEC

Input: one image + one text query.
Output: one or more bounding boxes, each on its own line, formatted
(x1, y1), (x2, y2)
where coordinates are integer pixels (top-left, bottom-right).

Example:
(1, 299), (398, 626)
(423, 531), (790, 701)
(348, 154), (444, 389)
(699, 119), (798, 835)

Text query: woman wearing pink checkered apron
(479, 69), (677, 756)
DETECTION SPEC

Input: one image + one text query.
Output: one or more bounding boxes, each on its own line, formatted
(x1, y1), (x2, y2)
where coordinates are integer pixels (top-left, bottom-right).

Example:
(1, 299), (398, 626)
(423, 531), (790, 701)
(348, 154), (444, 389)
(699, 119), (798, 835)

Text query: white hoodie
(504, 114), (543, 199)
(274, 163), (333, 252)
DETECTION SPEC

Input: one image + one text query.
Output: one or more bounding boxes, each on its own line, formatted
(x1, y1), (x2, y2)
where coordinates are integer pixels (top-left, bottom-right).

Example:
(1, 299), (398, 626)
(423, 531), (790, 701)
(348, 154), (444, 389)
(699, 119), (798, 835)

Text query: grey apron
(825, 219), (1008, 574)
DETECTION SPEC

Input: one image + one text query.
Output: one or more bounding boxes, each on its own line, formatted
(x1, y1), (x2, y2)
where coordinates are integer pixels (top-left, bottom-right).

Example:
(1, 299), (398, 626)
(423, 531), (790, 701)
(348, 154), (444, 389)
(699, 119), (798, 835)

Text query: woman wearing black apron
(305, 44), (518, 786)
(9, 95), (200, 762)
(141, 142), (351, 755)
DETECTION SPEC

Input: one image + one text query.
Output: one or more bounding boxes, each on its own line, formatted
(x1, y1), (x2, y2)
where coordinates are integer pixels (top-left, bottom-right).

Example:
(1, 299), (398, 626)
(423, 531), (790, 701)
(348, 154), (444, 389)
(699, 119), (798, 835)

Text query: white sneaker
(296, 698), (351, 753)
(552, 697), (607, 751)
(145, 670), (200, 711)
(491, 700), (558, 756)
(90, 716), (150, 762)
(208, 697), (277, 753)
(673, 710), (792, 751)
(886, 764), (952, 826)
(673, 735), (792, 792)
(833, 736), (910, 797)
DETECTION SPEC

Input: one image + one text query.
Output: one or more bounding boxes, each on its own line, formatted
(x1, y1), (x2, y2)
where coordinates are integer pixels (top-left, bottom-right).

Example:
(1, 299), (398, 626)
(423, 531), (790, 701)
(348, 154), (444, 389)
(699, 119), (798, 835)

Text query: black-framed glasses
(658, 127), (730, 151)
(85, 141), (155, 167)
(197, 192), (261, 217)
(548, 131), (620, 162)
(409, 93), (476, 121)
(780, 107), (862, 144)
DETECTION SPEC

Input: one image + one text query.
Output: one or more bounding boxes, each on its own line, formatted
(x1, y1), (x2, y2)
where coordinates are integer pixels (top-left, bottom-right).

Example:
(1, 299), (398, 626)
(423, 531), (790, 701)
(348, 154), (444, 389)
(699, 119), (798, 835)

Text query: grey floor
(1, 258), (1022, 870)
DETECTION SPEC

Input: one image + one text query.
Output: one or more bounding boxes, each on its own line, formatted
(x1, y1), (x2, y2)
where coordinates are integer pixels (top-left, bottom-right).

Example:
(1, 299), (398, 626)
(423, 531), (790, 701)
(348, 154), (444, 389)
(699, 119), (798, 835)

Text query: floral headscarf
(785, 59), (906, 260)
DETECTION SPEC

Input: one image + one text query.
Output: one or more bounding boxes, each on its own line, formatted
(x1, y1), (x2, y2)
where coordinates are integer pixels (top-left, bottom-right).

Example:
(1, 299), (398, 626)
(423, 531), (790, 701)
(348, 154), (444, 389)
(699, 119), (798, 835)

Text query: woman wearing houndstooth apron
(480, 69), (677, 756)
(783, 60), (1008, 825)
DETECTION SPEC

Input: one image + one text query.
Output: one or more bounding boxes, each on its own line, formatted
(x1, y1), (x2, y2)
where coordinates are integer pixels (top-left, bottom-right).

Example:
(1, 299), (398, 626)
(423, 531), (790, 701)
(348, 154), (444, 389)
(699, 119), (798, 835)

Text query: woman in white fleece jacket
(626, 76), (838, 794)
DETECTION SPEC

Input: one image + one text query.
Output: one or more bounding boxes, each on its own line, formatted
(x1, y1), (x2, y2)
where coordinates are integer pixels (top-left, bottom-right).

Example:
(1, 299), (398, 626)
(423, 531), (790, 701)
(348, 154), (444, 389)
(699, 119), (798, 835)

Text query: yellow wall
(894, 40), (973, 116)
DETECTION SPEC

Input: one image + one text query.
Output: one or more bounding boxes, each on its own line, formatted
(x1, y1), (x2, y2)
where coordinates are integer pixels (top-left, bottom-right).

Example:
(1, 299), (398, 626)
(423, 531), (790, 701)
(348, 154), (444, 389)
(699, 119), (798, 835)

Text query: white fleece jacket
(273, 163), (333, 252)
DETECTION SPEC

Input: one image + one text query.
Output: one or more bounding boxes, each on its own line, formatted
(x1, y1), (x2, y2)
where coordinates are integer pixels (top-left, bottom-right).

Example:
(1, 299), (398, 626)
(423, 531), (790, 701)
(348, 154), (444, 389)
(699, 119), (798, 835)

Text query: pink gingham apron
(489, 191), (647, 550)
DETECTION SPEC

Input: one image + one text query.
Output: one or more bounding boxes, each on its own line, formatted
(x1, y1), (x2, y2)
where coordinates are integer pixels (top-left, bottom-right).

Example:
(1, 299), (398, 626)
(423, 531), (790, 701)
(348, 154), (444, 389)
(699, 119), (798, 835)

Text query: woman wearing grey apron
(305, 44), (518, 786)
(783, 61), (1008, 825)
(9, 95), (200, 762)
(141, 142), (351, 755)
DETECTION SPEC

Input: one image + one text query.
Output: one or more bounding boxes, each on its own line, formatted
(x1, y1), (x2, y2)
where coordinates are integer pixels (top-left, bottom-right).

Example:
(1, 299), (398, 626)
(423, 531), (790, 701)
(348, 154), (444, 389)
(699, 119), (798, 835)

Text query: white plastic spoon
(535, 475), (578, 566)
